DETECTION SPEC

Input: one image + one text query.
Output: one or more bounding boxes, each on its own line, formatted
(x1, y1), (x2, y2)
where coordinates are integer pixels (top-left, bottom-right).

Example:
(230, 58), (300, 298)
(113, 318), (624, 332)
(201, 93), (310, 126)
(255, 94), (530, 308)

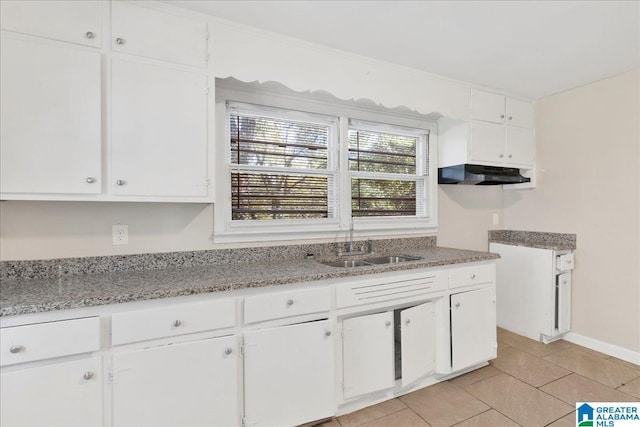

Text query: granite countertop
(488, 230), (577, 251)
(0, 247), (498, 317)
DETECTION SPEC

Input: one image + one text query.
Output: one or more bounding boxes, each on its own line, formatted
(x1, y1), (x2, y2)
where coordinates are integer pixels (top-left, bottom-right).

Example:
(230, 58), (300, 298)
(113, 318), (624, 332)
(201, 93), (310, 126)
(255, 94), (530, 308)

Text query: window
(215, 87), (437, 242)
(227, 102), (338, 221)
(349, 121), (429, 217)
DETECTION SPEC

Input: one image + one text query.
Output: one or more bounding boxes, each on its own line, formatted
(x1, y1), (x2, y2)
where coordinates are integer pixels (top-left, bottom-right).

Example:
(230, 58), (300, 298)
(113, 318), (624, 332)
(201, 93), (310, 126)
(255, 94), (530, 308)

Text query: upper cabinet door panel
(0, 1), (102, 47)
(111, 2), (208, 68)
(469, 121), (505, 164)
(506, 98), (534, 129)
(0, 36), (102, 195)
(111, 59), (209, 198)
(506, 127), (534, 167)
(471, 89), (505, 124)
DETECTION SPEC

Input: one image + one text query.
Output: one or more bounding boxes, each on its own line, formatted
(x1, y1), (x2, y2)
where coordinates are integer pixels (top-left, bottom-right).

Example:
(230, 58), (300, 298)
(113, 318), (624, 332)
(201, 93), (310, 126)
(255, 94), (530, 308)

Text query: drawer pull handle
(115, 37), (127, 45)
(86, 177), (96, 184)
(85, 31), (96, 39)
(455, 302), (461, 308)
(9, 345), (24, 354)
(225, 348), (233, 355)
(471, 274), (476, 280)
(385, 321), (391, 327)
(116, 179), (126, 186)
(83, 372), (94, 381)
(286, 299), (294, 306)
(324, 331), (332, 337)
(173, 320), (182, 327)
(405, 319), (411, 325)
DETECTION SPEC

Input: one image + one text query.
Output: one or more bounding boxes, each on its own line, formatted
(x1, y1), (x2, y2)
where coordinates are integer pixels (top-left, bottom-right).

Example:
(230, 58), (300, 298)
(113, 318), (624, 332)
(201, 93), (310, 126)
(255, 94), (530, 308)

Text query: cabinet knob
(500, 114), (505, 119)
(9, 345), (24, 354)
(499, 154), (504, 158)
(567, 260), (572, 264)
(173, 320), (182, 327)
(324, 331), (332, 337)
(455, 302), (461, 308)
(225, 348), (233, 355)
(85, 31), (96, 39)
(405, 319), (411, 325)
(562, 280), (567, 285)
(508, 116), (513, 121)
(86, 177), (96, 184)
(385, 320), (391, 327)
(286, 299), (294, 306)
(471, 273), (476, 280)
(115, 37), (127, 45)
(508, 154), (513, 159)
(116, 180), (126, 186)
(83, 372), (94, 381)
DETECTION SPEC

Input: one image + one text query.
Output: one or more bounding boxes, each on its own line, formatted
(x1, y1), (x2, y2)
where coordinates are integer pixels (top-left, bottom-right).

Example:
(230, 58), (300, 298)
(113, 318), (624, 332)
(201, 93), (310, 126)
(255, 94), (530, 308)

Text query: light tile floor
(317, 328), (640, 427)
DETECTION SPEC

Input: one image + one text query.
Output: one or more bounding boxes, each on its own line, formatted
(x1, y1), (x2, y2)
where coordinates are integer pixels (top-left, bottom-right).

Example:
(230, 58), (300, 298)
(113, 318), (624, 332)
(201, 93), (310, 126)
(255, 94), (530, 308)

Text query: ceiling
(168, 1), (639, 99)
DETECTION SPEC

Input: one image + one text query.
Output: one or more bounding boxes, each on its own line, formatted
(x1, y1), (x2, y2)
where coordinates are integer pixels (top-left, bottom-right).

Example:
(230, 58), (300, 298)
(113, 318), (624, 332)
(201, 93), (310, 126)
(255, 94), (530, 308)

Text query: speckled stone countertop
(489, 230), (576, 251)
(0, 246), (498, 317)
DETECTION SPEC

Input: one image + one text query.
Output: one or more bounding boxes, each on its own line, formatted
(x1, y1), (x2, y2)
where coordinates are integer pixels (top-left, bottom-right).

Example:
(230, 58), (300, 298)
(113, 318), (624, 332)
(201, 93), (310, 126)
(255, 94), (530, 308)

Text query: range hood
(438, 164), (531, 185)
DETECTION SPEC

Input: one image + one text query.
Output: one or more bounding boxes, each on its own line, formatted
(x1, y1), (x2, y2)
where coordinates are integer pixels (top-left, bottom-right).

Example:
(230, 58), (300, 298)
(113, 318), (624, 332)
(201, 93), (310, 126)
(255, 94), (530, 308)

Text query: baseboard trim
(563, 332), (640, 365)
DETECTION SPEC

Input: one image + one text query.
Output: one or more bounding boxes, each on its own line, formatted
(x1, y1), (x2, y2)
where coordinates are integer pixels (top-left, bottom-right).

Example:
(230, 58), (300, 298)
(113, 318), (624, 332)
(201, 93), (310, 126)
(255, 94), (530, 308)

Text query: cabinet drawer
(336, 270), (447, 309)
(556, 253), (574, 271)
(449, 263), (495, 289)
(1, 317), (100, 366)
(111, 299), (235, 345)
(244, 288), (330, 324)
(111, 1), (208, 67)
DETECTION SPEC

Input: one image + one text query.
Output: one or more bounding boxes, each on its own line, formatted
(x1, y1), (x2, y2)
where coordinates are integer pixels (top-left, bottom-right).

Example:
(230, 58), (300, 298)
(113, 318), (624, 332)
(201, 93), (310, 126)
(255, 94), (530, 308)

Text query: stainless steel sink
(364, 255), (422, 265)
(320, 254), (422, 268)
(321, 260), (372, 268)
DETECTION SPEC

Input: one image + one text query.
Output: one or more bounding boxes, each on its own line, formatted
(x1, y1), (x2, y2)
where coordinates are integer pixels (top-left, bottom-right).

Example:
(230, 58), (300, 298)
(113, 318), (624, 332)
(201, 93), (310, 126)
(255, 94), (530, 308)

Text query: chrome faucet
(336, 219), (374, 256)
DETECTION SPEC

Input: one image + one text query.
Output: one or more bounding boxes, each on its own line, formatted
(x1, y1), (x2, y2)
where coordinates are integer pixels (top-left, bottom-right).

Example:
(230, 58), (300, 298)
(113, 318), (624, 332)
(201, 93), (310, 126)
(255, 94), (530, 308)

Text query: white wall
(503, 69), (640, 353)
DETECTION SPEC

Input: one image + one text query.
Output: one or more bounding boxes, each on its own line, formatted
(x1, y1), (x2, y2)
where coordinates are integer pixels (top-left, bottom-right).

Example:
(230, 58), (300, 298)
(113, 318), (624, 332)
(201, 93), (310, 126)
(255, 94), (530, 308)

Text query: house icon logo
(577, 403), (594, 426)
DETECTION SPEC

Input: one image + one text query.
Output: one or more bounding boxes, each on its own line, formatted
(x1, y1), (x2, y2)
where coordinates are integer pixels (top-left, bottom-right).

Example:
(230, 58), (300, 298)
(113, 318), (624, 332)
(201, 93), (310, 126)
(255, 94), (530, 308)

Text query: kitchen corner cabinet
(111, 336), (239, 427)
(243, 320), (335, 427)
(450, 287), (496, 371)
(0, 34), (102, 195)
(111, 59), (209, 198)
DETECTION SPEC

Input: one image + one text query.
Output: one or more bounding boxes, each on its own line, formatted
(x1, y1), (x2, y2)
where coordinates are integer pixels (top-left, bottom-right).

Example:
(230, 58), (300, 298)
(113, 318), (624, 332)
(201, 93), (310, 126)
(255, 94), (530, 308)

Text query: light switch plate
(492, 213), (500, 226)
(112, 224), (128, 245)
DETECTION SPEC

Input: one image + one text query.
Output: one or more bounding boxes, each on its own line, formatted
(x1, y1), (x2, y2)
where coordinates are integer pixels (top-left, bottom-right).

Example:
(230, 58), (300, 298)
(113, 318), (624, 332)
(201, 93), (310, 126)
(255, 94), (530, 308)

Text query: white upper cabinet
(469, 121), (506, 164)
(0, 0), (103, 48)
(505, 127), (535, 167)
(111, 1), (208, 68)
(506, 97), (535, 129)
(471, 89), (506, 124)
(111, 59), (209, 198)
(471, 89), (534, 129)
(0, 35), (102, 195)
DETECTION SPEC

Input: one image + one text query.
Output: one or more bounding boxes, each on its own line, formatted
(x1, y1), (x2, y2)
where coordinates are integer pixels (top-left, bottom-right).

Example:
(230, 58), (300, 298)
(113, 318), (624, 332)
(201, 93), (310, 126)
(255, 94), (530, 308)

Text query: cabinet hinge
(205, 87), (210, 95)
(108, 371), (115, 383)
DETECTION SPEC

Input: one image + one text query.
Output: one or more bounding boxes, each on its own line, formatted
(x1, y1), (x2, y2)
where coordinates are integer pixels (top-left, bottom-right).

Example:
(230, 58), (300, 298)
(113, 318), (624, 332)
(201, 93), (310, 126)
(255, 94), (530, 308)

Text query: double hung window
(215, 95), (436, 242)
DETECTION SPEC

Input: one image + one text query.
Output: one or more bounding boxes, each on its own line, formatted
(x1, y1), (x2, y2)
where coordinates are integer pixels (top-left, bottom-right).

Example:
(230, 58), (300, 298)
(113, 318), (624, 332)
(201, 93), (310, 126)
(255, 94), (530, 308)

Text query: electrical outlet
(112, 224), (128, 245)
(492, 213), (500, 226)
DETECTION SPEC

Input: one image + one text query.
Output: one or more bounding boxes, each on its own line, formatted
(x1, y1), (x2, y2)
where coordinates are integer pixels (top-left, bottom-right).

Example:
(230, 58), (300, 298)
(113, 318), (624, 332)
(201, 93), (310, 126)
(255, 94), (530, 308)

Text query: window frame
(214, 82), (438, 243)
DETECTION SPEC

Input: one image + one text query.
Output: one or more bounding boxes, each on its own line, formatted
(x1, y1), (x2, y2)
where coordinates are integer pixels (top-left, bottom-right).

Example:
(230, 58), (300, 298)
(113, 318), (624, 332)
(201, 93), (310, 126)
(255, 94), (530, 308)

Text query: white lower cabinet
(243, 319), (335, 427)
(342, 301), (437, 400)
(111, 335), (239, 427)
(1, 356), (103, 426)
(450, 287), (497, 371)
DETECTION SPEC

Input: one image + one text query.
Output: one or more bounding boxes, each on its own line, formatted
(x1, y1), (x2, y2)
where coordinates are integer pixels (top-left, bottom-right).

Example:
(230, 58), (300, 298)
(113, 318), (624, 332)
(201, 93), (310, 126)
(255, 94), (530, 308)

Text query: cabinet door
(244, 320), (334, 427)
(342, 312), (394, 398)
(0, 36), (101, 195)
(401, 302), (436, 386)
(111, 59), (209, 198)
(471, 89), (505, 124)
(506, 98), (534, 129)
(469, 121), (505, 164)
(1, 357), (102, 426)
(0, 1), (102, 47)
(112, 336), (239, 427)
(451, 287), (496, 371)
(505, 127), (534, 167)
(111, 1), (208, 68)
